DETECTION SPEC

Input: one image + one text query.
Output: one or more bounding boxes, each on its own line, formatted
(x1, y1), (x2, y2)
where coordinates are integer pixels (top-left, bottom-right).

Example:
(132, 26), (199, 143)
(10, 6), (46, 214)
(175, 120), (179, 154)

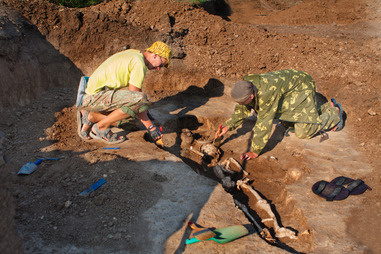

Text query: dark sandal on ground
(331, 98), (346, 131)
(312, 180), (350, 201)
(330, 176), (372, 195)
(90, 124), (126, 144)
(77, 110), (94, 140)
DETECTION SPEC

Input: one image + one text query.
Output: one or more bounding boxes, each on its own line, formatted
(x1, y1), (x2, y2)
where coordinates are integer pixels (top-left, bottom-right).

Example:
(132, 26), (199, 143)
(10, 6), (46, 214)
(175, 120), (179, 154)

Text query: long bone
(236, 178), (297, 239)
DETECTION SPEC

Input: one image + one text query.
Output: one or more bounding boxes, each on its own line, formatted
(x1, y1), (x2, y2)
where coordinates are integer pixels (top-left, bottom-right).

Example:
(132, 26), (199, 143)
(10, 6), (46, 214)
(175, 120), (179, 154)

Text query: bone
(222, 158), (249, 176)
(189, 146), (204, 157)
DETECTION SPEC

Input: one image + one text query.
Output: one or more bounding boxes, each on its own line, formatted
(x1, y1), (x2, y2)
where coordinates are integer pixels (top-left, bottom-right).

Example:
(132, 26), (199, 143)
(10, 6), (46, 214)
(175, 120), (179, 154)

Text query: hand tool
(186, 225), (249, 244)
(212, 124), (223, 147)
(155, 127), (164, 147)
(79, 178), (106, 196)
(18, 158), (60, 175)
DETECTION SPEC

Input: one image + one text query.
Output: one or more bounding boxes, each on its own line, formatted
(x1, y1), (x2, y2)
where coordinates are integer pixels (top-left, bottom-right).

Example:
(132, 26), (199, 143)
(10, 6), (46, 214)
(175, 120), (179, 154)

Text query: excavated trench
(156, 112), (312, 251)
(2, 0), (380, 252)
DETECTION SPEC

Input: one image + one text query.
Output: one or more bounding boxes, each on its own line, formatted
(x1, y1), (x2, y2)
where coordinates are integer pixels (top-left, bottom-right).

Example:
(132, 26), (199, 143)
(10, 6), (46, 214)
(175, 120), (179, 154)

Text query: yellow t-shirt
(86, 49), (147, 94)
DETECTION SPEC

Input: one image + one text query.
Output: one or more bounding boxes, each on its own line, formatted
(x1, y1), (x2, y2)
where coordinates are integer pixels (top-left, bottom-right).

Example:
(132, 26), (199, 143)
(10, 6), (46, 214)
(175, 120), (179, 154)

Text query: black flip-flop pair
(312, 176), (372, 201)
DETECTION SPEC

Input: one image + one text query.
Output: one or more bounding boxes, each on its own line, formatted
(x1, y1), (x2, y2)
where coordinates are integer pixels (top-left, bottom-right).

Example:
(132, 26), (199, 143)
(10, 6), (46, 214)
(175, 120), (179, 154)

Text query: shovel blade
(211, 225), (249, 243)
(193, 228), (216, 240)
(18, 162), (38, 175)
(156, 138), (164, 147)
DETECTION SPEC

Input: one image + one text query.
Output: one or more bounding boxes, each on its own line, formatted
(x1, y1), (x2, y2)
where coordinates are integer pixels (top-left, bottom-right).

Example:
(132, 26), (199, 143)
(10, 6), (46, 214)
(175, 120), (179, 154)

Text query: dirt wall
(0, 0), (380, 253)
(0, 6), (81, 111)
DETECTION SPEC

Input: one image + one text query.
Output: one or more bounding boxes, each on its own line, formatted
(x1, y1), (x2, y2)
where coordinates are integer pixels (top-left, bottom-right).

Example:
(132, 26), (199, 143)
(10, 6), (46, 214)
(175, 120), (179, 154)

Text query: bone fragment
(236, 178), (297, 239)
(221, 157), (249, 176)
(201, 143), (219, 157)
(189, 146), (204, 157)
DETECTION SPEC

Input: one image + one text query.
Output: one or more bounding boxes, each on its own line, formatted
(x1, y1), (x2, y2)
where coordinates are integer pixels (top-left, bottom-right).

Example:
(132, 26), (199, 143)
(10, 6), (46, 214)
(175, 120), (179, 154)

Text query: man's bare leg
(83, 109), (158, 141)
(95, 109), (131, 131)
(94, 109), (155, 132)
(80, 109), (107, 134)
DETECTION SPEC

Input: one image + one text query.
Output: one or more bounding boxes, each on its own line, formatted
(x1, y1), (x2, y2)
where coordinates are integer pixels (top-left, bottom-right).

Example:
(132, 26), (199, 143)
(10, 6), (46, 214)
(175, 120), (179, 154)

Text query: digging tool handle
(188, 222), (206, 232)
(44, 158), (60, 161)
(89, 178), (106, 191)
(35, 158), (60, 164)
(234, 198), (263, 233)
(79, 178), (106, 196)
(34, 158), (43, 165)
(185, 237), (201, 244)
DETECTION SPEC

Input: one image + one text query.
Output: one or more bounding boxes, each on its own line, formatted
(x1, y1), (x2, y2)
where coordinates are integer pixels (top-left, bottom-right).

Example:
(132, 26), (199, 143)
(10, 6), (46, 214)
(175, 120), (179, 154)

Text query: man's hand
(215, 125), (229, 139)
(241, 152), (258, 160)
(148, 125), (163, 140)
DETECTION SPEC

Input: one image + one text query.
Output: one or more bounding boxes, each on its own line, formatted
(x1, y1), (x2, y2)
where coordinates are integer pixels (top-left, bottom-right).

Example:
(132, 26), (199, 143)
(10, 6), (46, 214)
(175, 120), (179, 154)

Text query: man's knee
(120, 92), (150, 117)
(295, 132), (309, 139)
(294, 128), (311, 139)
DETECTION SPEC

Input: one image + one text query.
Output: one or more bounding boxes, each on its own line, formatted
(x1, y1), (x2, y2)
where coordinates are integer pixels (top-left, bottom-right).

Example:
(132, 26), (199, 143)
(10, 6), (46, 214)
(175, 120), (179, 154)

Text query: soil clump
(0, 0), (380, 253)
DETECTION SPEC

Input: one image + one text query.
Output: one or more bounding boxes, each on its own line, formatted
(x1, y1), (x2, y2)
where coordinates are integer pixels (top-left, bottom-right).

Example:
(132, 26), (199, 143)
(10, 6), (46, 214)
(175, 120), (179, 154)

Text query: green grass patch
(48, 0), (104, 8)
(190, 0), (210, 5)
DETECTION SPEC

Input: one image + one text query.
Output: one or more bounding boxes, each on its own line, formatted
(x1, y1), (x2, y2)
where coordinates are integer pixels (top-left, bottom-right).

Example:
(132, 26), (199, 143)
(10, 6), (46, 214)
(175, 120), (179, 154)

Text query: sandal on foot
(330, 176), (372, 195)
(77, 110), (94, 140)
(331, 98), (346, 131)
(90, 124), (126, 144)
(312, 180), (349, 201)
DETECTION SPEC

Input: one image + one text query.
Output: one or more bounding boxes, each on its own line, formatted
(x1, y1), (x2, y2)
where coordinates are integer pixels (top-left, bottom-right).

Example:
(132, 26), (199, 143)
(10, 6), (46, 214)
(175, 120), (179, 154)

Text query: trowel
(185, 225), (249, 244)
(212, 124), (223, 147)
(156, 138), (164, 147)
(18, 158), (60, 175)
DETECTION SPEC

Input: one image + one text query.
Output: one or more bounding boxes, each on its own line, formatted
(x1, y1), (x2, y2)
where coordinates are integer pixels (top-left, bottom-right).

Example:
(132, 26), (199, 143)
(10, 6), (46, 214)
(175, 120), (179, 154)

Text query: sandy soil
(0, 0), (380, 253)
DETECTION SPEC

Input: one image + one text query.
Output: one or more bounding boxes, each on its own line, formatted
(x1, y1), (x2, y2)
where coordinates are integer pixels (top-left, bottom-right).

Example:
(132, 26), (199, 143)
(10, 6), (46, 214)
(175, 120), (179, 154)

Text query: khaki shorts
(82, 88), (150, 119)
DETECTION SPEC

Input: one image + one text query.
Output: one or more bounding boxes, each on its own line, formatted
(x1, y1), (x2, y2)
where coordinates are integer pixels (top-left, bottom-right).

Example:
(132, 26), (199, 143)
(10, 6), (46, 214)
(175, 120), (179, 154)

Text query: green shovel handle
(185, 237), (200, 244)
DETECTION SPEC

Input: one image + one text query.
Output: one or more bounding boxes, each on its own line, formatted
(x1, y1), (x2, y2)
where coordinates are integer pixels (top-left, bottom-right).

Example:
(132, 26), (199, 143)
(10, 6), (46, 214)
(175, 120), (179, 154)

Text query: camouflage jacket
(225, 69), (322, 155)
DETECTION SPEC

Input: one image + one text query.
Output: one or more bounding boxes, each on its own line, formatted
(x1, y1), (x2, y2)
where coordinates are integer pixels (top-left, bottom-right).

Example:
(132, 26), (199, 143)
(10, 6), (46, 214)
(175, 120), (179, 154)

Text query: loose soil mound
(0, 0), (380, 253)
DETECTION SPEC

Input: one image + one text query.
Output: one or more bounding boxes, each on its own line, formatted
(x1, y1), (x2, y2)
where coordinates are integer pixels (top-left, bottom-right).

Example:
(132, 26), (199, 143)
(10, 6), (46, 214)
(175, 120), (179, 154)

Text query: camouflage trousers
(291, 102), (340, 139)
(82, 88), (150, 128)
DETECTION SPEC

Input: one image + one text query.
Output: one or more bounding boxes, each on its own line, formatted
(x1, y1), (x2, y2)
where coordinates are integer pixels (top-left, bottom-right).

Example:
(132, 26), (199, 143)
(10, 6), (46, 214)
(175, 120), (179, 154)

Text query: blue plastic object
(79, 178), (106, 196)
(76, 76), (89, 107)
(18, 158), (60, 175)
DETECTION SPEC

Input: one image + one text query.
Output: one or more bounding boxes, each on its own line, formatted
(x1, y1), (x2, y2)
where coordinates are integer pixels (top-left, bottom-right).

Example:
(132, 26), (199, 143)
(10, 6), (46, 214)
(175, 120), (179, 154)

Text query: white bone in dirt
(200, 143), (219, 157)
(236, 178), (297, 240)
(189, 146), (204, 157)
(221, 158), (249, 175)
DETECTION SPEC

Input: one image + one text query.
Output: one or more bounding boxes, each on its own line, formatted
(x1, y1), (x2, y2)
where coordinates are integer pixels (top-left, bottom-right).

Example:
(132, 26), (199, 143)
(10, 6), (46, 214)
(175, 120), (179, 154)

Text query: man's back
(86, 49), (146, 94)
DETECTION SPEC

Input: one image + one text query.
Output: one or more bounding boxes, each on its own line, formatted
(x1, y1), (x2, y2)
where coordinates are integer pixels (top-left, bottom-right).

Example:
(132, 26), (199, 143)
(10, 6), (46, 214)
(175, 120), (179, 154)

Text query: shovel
(18, 158), (60, 175)
(185, 225), (249, 244)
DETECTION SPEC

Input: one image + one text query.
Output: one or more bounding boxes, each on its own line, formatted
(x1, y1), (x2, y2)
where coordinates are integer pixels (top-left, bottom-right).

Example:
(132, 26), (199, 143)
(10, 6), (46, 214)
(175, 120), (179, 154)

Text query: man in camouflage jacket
(215, 69), (345, 160)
